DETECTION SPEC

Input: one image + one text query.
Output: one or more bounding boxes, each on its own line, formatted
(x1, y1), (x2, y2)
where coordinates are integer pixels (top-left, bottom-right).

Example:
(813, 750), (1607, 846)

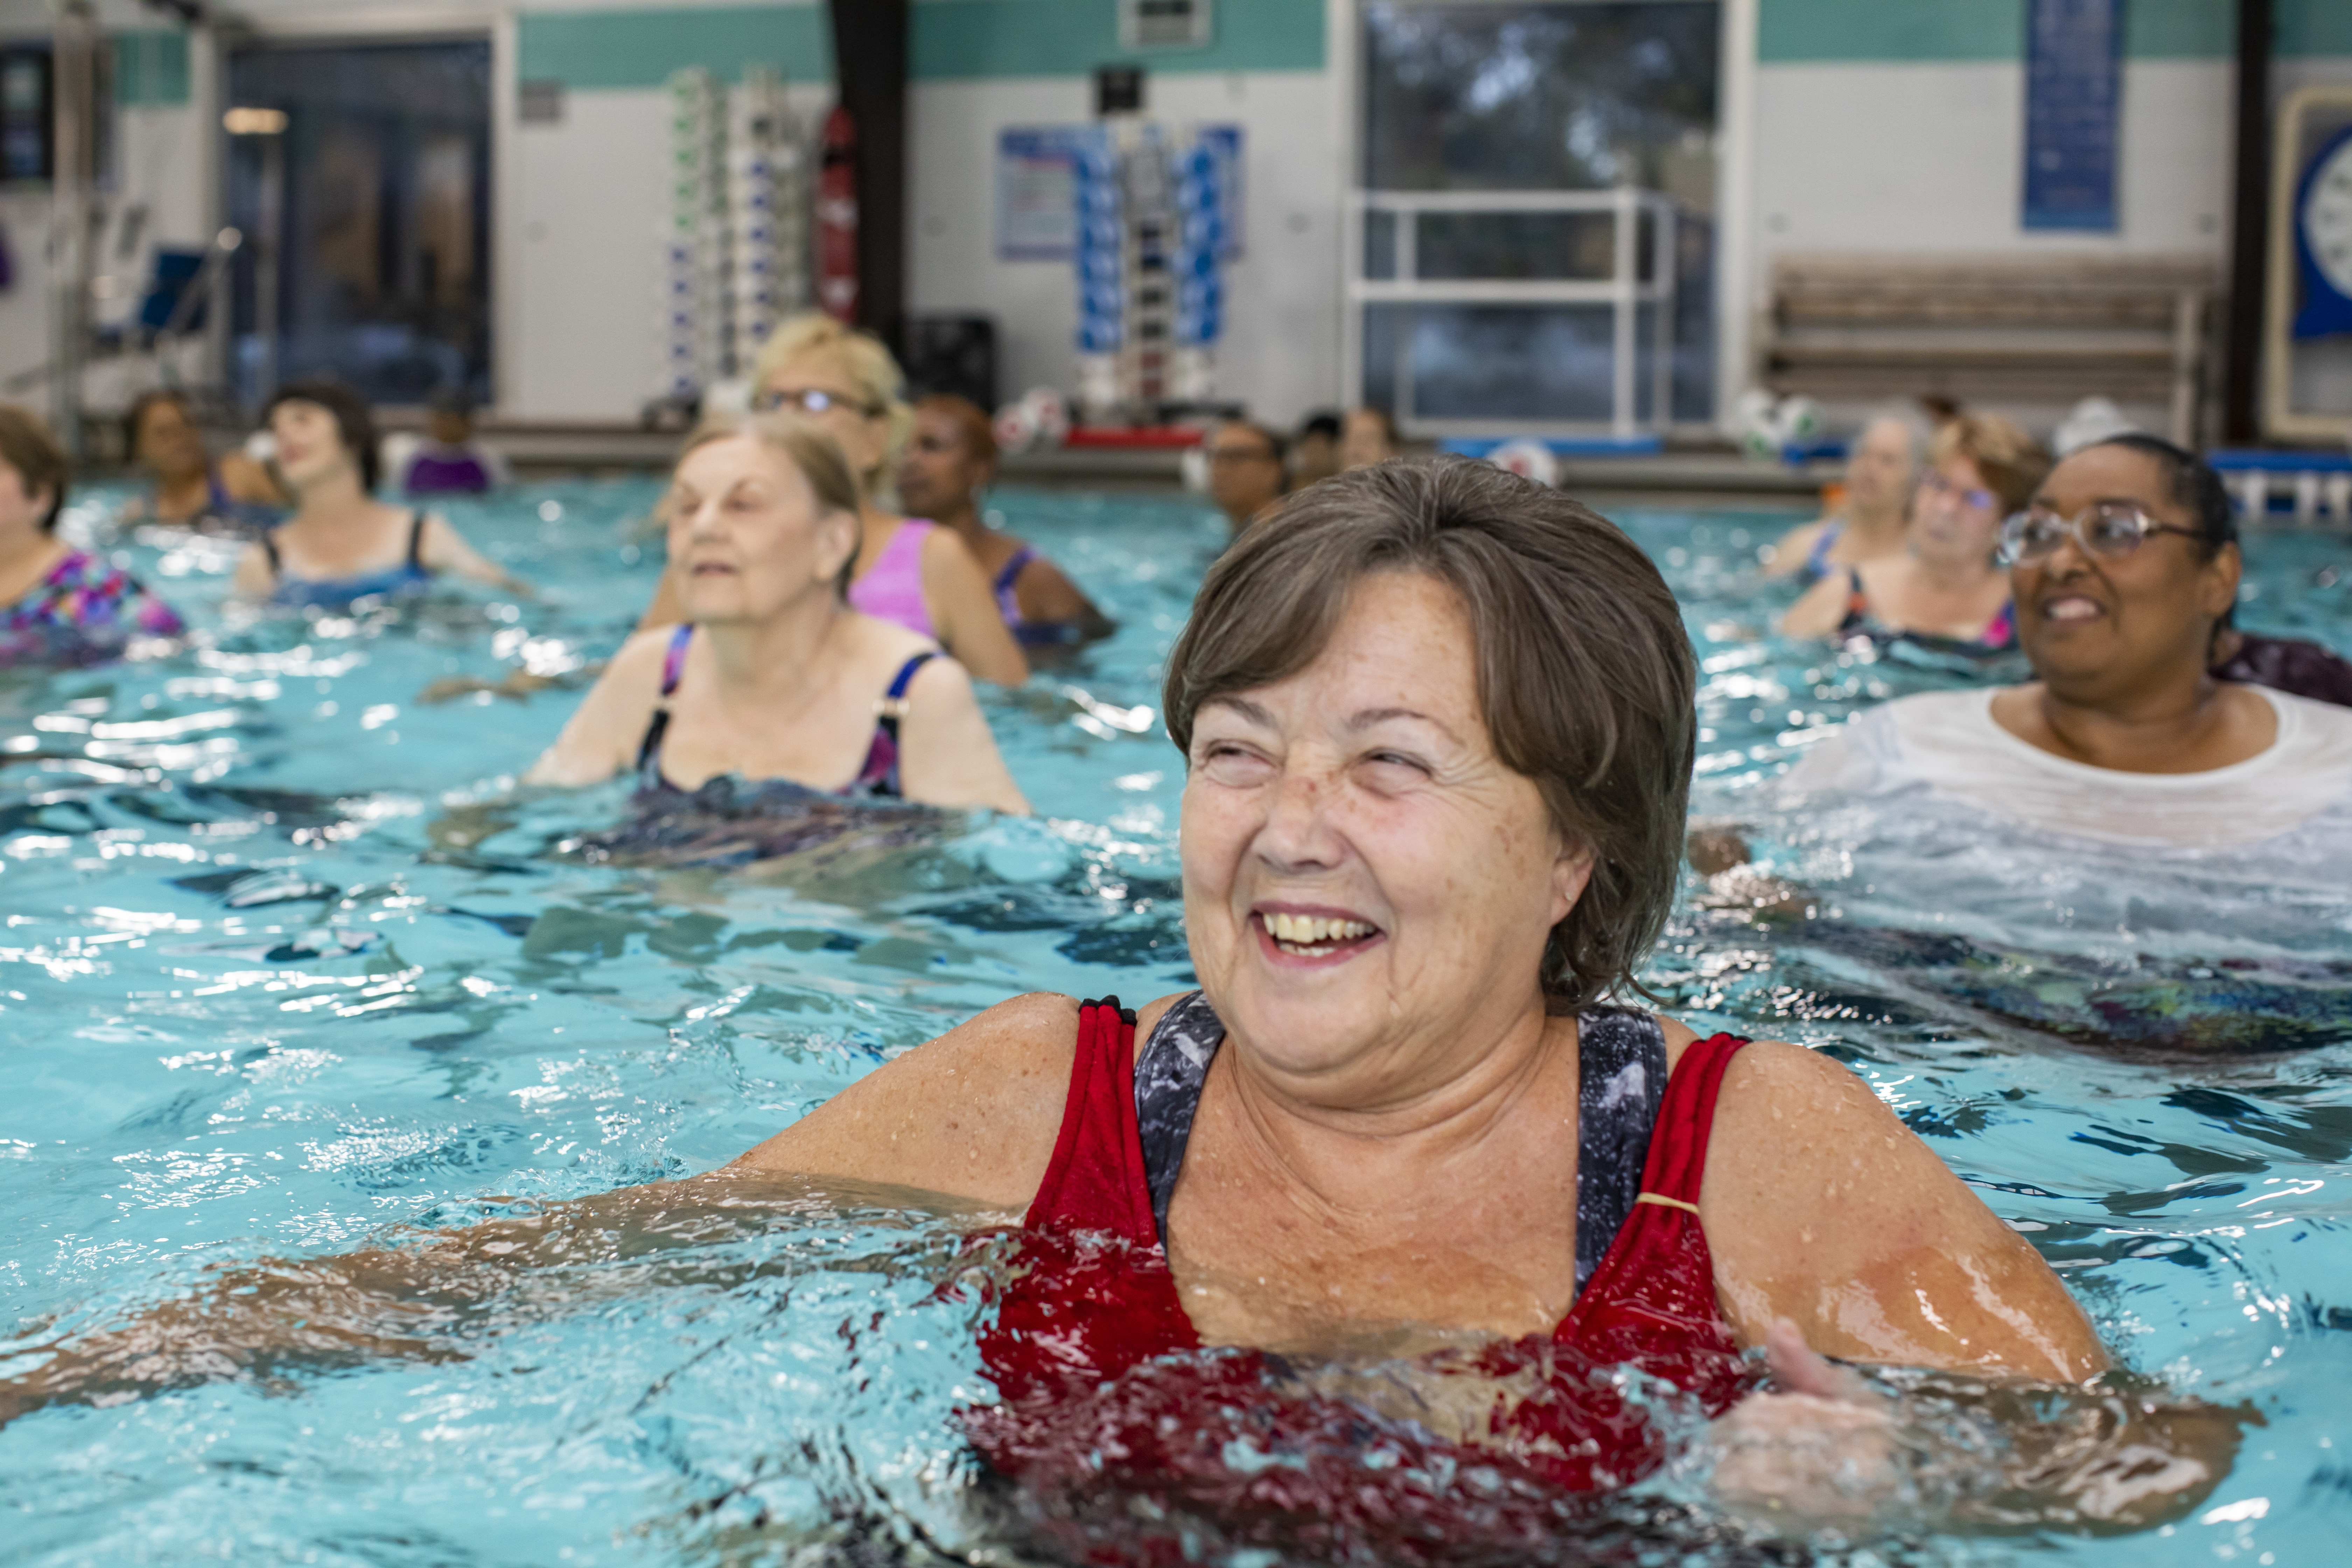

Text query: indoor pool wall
(0, 481), (2345, 1564)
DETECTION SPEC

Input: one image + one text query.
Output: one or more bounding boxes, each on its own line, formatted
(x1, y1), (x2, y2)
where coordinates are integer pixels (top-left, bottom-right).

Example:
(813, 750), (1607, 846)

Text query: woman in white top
(1786, 434), (2352, 850)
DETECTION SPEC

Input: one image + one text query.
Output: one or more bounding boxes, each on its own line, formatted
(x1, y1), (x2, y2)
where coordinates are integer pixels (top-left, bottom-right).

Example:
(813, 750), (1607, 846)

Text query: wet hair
(1164, 457), (1695, 1012)
(265, 380), (380, 492)
(751, 312), (913, 487)
(678, 412), (865, 599)
(2081, 432), (2235, 558)
(914, 392), (999, 471)
(0, 403), (69, 533)
(1297, 409), (1343, 443)
(1928, 412), (2047, 517)
(124, 387), (195, 462)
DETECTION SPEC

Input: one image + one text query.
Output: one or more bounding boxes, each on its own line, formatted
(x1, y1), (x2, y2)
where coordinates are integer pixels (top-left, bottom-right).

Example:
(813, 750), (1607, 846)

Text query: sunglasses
(1997, 503), (2204, 567)
(753, 386), (880, 418)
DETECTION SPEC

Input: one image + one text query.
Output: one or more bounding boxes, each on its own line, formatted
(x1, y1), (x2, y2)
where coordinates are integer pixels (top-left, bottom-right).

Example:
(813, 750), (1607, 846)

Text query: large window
(1352, 2), (1720, 435)
(226, 40), (491, 410)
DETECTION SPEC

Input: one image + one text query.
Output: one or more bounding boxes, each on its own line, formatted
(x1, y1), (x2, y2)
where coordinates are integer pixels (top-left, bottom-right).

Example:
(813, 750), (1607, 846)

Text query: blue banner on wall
(2021, 0), (2119, 232)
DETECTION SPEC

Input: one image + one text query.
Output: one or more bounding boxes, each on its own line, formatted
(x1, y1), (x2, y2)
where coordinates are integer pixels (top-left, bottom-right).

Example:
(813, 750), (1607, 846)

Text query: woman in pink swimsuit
(641, 316), (1029, 687)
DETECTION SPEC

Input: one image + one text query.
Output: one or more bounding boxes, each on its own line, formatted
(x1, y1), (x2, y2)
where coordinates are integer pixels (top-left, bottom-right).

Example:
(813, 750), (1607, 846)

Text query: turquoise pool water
(0, 481), (2347, 1565)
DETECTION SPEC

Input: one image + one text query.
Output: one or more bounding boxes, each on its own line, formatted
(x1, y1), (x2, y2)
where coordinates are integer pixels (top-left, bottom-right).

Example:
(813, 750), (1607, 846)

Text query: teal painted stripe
(112, 28), (190, 107)
(911, 0), (1323, 79)
(2280, 0), (2352, 57)
(2124, 0), (2232, 60)
(1757, 0), (2022, 63)
(518, 5), (832, 90)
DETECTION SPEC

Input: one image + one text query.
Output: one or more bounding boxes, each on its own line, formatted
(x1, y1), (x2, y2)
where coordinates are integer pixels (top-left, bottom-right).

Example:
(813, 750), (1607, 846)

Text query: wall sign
(995, 123), (1243, 262)
(2021, 0), (2119, 232)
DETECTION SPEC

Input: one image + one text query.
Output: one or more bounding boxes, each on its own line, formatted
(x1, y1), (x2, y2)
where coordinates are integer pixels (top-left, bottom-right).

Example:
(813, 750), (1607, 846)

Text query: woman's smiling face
(1179, 570), (1592, 1098)
(2011, 443), (2236, 695)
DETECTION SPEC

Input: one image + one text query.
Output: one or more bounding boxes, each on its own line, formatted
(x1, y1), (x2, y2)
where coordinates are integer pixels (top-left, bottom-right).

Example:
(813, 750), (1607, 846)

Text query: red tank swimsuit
(965, 997), (1757, 1558)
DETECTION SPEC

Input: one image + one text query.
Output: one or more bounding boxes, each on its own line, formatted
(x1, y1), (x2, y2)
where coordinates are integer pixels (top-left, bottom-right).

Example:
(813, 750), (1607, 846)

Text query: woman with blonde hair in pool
(639, 314), (1029, 687)
(534, 412), (1026, 816)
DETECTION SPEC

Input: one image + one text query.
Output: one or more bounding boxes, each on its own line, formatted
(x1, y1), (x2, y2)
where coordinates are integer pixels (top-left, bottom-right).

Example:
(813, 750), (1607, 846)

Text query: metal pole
(255, 130), (283, 399)
(1611, 185), (1636, 439)
(49, 1), (98, 458)
(2222, 0), (2273, 444)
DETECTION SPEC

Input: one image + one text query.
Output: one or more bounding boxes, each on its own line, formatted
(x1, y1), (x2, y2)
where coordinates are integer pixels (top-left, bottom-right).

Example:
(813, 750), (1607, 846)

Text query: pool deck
(468, 421), (1833, 511)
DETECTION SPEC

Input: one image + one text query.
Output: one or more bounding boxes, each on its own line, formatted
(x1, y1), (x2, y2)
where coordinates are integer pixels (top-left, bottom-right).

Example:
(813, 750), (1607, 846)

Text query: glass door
(225, 38), (491, 410)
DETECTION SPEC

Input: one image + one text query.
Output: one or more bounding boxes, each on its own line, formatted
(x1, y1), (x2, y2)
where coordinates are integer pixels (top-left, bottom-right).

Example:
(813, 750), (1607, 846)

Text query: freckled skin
(738, 572), (2108, 1384)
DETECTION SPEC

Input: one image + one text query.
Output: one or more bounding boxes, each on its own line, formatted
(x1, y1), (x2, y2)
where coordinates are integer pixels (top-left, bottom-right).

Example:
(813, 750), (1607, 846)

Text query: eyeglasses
(753, 386), (879, 418)
(1917, 468), (1997, 514)
(1997, 503), (2205, 566)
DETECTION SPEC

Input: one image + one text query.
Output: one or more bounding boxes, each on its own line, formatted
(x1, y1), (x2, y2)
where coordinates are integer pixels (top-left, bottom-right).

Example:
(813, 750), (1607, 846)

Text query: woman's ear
(1549, 837), (1598, 927)
(814, 506), (860, 587)
(2200, 540), (2243, 621)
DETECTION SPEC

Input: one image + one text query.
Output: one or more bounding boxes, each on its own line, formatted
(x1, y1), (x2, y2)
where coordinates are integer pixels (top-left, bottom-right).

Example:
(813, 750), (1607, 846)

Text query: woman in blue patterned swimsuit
(529, 414), (1028, 818)
(0, 404), (184, 668)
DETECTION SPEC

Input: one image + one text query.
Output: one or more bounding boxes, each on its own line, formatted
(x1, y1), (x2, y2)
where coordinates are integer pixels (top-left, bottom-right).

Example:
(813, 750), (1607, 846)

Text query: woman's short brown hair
(1164, 458), (1695, 1011)
(915, 392), (999, 471)
(677, 412), (865, 598)
(1931, 412), (2048, 517)
(0, 403), (70, 533)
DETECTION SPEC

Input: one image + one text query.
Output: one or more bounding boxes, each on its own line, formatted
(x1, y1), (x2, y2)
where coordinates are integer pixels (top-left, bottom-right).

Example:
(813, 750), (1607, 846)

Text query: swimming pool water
(0, 481), (2347, 1565)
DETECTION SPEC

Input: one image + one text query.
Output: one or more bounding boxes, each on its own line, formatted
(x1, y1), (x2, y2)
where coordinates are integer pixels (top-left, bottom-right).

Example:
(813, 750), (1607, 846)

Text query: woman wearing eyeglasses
(1782, 434), (2352, 848)
(1779, 413), (2042, 657)
(638, 315), (1030, 687)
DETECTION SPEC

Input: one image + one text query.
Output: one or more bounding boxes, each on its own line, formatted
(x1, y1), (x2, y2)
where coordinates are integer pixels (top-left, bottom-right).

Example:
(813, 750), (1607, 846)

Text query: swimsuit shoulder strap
(1134, 990), (1226, 1248)
(1573, 1006), (1668, 1293)
(1837, 565), (1869, 631)
(1024, 996), (1158, 1246)
(1634, 1031), (1750, 1211)
(406, 511), (427, 570)
(633, 624), (696, 777)
(261, 528), (282, 576)
(993, 544), (1037, 597)
(1805, 519), (1844, 574)
(846, 651), (939, 797)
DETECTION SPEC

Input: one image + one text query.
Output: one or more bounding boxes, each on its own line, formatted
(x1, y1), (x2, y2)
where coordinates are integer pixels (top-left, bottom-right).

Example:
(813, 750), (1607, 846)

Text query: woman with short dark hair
(0, 402), (184, 665)
(230, 381), (521, 608)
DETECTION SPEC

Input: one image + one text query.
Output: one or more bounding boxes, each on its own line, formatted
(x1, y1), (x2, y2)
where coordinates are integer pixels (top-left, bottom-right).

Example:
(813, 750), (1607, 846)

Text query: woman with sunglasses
(1779, 413), (2041, 657)
(637, 315), (1028, 687)
(1783, 434), (2352, 848)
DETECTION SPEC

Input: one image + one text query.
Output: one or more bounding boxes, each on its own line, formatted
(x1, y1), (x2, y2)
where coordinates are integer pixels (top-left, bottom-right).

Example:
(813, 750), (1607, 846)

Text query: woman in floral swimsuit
(0, 404), (183, 668)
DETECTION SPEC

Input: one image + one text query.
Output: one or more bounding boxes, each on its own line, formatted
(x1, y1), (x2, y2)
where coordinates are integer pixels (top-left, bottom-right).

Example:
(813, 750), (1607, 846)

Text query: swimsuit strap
(634, 624), (696, 777)
(1836, 565), (1869, 634)
(406, 511), (427, 570)
(1573, 1007), (1668, 1293)
(261, 528), (282, 578)
(1981, 598), (2017, 650)
(847, 651), (939, 797)
(1133, 990), (1226, 1247)
(993, 544), (1036, 598)
(1024, 996), (1157, 1244)
(1633, 1031), (1750, 1210)
(1804, 519), (1844, 578)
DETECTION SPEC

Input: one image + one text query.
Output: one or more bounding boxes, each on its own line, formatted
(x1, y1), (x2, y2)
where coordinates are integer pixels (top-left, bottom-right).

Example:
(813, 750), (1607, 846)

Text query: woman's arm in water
(1696, 1035), (2104, 1380)
(1777, 568), (1851, 638)
(1016, 554), (1116, 640)
(219, 449), (289, 506)
(228, 539), (277, 599)
(919, 526), (1029, 687)
(895, 655), (1031, 814)
(522, 628), (670, 786)
(1760, 517), (1830, 579)
(419, 513), (531, 594)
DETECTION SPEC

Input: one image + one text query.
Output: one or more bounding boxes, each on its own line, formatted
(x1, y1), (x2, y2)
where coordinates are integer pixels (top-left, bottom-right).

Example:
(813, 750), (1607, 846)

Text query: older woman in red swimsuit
(0, 462), (2234, 1549)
